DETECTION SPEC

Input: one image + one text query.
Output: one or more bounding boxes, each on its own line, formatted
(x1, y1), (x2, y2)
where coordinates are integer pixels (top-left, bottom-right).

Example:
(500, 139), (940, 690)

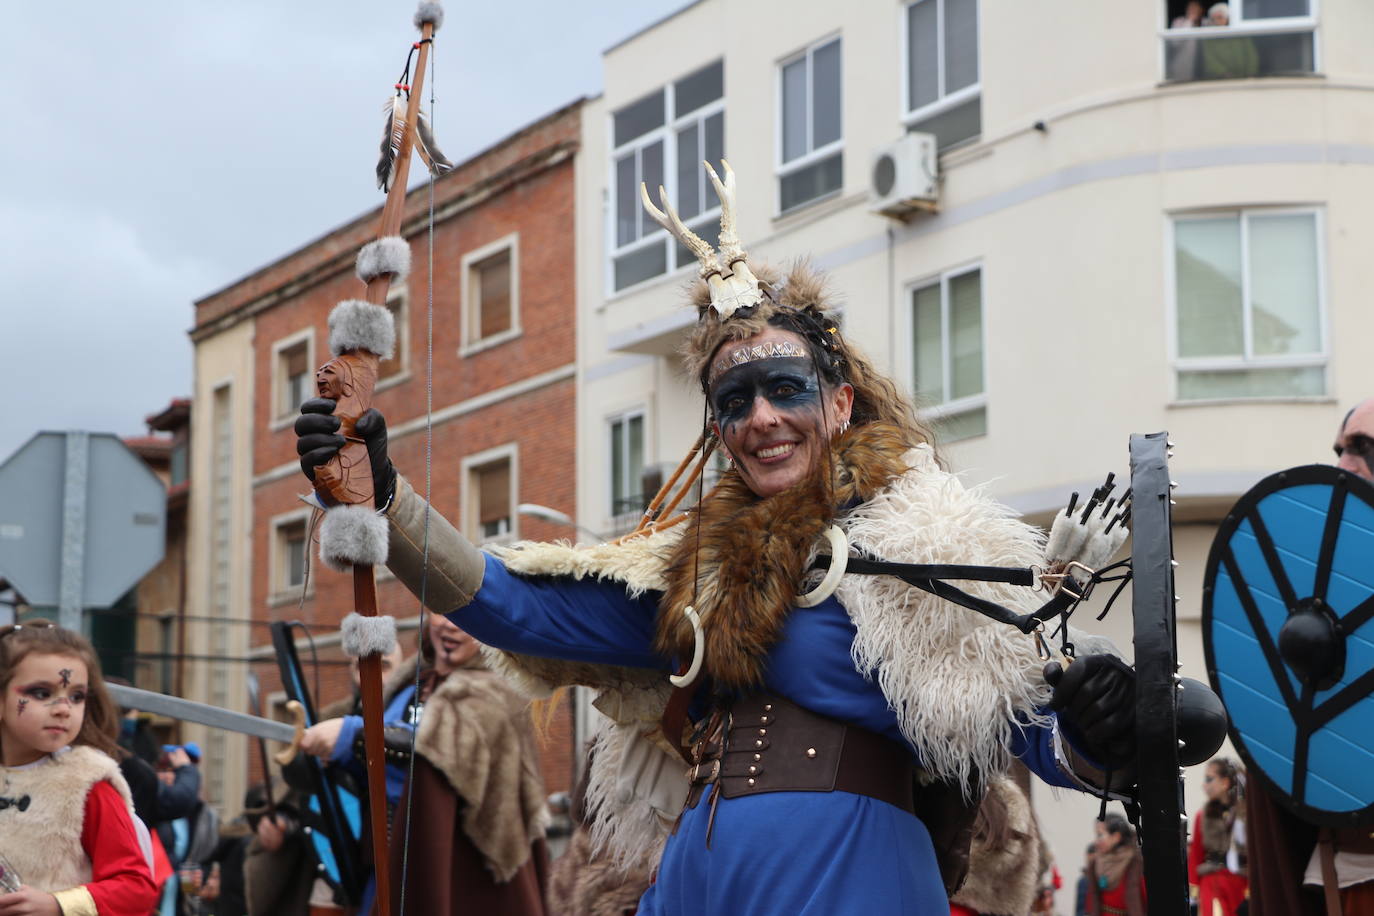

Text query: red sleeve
(1188, 807), (1204, 885)
(78, 780), (159, 916)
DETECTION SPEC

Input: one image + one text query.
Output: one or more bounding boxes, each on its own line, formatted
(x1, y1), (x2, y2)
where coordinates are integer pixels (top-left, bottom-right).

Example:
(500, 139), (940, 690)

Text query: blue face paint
(709, 357), (822, 436)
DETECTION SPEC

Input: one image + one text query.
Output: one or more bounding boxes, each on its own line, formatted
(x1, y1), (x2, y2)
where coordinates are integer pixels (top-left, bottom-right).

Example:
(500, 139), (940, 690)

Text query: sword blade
(108, 683), (298, 745)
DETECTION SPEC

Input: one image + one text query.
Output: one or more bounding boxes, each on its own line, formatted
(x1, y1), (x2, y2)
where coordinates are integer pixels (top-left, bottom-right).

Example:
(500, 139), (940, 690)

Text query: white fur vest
(0, 747), (134, 893)
(485, 444), (1062, 866)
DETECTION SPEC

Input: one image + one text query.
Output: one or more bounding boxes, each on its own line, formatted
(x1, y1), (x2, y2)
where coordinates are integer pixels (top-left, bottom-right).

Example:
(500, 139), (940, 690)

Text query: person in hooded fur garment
(296, 161), (1142, 914)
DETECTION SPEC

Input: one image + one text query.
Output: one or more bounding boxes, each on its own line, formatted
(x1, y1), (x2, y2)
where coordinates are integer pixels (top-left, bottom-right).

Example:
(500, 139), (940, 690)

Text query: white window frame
(775, 34), (844, 216)
(900, 0), (981, 128)
(1157, 0), (1320, 80)
(907, 262), (988, 429)
(375, 284), (410, 391)
(606, 408), (647, 522)
(459, 232), (521, 356)
(606, 63), (726, 298)
(269, 329), (315, 429)
(1165, 206), (1329, 402)
(460, 443), (519, 545)
(268, 507), (313, 604)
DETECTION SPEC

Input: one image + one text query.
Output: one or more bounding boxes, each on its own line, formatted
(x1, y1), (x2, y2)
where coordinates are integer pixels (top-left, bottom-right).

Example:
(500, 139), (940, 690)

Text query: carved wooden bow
(309, 8), (444, 914)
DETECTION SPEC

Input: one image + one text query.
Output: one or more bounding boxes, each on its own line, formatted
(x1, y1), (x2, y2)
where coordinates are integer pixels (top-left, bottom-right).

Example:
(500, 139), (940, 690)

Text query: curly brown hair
(0, 619), (123, 759)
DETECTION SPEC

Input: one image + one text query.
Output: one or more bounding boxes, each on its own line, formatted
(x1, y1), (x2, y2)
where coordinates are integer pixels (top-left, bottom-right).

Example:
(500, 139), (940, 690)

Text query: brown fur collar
(656, 421), (912, 689)
(1198, 800), (1241, 875)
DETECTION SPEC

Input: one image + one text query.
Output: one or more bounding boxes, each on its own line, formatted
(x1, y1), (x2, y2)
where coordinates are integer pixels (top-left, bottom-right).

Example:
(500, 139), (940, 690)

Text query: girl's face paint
(0, 653), (88, 766)
(709, 330), (853, 498)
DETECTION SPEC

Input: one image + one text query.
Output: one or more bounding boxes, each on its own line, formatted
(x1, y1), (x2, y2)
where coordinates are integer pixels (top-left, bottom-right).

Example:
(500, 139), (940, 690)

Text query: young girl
(1189, 756), (1248, 916)
(0, 621), (158, 916)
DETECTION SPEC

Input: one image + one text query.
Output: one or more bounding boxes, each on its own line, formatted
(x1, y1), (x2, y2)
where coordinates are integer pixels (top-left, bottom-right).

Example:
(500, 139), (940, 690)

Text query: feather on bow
(415, 109), (454, 178)
(376, 95), (407, 192)
(376, 94), (454, 192)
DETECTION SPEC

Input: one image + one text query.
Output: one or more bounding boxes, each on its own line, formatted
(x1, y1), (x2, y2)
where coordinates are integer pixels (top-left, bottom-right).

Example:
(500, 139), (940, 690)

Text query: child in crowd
(0, 620), (158, 916)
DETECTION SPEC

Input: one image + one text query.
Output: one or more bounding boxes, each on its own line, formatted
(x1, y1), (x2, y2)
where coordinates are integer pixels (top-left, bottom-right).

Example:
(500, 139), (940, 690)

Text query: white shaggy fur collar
(837, 445), (1052, 790)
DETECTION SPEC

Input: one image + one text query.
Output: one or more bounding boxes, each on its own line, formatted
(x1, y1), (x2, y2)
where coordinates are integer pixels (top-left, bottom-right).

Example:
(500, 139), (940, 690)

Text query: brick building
(187, 99), (584, 810)
(127, 398), (193, 701)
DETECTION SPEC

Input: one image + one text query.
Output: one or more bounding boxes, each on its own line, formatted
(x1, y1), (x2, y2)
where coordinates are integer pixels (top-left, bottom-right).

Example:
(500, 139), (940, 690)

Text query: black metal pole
(1129, 432), (1189, 915)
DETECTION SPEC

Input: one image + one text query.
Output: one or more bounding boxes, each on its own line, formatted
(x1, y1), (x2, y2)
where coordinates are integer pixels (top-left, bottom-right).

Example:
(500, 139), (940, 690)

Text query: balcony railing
(1162, 21), (1316, 82)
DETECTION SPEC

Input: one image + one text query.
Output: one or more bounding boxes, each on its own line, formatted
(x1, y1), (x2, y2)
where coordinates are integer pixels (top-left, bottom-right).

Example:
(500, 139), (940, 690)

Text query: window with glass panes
(611, 61), (724, 292)
(778, 37), (842, 214)
(912, 266), (986, 441)
(278, 340), (310, 419)
(1172, 209), (1325, 400)
(609, 412), (645, 517)
(904, 0), (980, 149)
(1161, 0), (1315, 82)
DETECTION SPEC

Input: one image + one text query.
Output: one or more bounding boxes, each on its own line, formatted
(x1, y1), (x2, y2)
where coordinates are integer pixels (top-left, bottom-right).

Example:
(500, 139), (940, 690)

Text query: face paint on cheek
(16, 699), (26, 717)
(710, 358), (823, 429)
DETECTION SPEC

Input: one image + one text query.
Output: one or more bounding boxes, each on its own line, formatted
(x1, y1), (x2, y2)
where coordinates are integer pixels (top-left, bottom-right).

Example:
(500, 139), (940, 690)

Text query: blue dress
(451, 556), (1078, 914)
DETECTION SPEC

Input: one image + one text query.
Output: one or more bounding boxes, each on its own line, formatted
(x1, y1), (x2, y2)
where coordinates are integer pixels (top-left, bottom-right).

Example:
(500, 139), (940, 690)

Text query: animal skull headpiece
(640, 159), (767, 320)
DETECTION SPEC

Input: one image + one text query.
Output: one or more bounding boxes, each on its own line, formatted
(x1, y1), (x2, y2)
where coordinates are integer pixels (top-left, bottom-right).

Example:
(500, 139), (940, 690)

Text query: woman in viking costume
(296, 162), (1138, 914)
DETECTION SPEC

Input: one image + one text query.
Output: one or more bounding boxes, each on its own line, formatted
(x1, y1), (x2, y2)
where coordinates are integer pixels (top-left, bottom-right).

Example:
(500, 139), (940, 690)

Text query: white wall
(186, 322), (254, 814)
(578, 2), (1374, 909)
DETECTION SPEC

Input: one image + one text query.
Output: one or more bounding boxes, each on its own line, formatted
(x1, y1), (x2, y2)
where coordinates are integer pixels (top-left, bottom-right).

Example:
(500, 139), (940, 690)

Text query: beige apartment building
(574, 0), (1373, 902)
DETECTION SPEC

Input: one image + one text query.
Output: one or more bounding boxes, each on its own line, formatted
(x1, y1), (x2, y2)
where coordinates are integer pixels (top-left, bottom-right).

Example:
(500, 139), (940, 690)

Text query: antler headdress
(640, 160), (768, 320)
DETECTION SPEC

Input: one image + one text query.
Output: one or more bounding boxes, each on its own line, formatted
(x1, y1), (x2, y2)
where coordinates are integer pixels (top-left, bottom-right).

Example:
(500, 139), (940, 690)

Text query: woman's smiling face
(709, 328), (853, 498)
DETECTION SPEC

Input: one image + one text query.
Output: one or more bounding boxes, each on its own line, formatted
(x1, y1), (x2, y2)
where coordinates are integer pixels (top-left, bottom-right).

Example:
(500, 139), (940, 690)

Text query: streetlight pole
(516, 503), (607, 543)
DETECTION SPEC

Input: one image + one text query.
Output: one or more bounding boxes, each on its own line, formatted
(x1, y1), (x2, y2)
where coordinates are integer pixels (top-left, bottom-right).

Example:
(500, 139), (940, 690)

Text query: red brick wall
(232, 102), (581, 798)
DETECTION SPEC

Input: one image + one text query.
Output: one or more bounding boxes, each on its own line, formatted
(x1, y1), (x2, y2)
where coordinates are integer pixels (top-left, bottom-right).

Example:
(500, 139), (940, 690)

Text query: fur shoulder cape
(949, 777), (1042, 916)
(412, 657), (550, 882)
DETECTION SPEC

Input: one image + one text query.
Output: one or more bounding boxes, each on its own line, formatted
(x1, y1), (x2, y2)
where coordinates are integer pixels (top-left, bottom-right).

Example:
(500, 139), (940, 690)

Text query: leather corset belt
(685, 693), (915, 814)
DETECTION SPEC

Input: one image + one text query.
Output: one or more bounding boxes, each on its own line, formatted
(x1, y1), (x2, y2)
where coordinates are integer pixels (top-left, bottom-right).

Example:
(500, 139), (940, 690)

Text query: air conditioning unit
(869, 132), (938, 219)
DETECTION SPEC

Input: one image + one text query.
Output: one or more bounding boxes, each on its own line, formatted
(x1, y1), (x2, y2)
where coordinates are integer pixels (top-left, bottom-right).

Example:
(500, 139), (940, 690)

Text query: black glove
(1044, 653), (1136, 769)
(294, 399), (397, 510)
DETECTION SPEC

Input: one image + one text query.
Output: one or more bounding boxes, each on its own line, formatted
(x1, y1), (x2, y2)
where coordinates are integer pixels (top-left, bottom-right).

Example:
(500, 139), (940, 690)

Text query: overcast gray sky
(0, 0), (686, 463)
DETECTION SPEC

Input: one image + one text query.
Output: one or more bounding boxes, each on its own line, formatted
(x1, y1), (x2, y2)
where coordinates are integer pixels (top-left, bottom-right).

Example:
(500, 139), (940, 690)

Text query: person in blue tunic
(296, 163), (1138, 914)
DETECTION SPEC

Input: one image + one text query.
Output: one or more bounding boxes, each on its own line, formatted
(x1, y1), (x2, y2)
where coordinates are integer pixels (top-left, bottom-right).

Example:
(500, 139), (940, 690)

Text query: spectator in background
(1167, 0), (1209, 80)
(1293, 400), (1374, 911)
(240, 780), (313, 916)
(1085, 815), (1146, 916)
(156, 744), (220, 916)
(1190, 757), (1248, 916)
(1202, 3), (1261, 78)
(296, 632), (413, 915)
(1243, 400), (1374, 916)
(949, 776), (1046, 916)
(546, 746), (650, 916)
(383, 614), (549, 915)
(1075, 843), (1095, 916)
(201, 813), (251, 916)
(1172, 1), (1207, 28)
(319, 641), (406, 722)
(106, 679), (203, 898)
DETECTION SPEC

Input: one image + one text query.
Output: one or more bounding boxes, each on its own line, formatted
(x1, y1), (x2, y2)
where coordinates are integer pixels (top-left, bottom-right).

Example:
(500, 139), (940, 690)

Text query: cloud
(0, 0), (688, 462)
(0, 200), (210, 460)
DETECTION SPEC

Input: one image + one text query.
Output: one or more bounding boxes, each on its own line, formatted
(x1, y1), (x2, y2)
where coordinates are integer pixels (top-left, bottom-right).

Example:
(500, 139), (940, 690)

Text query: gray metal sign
(0, 432), (166, 626)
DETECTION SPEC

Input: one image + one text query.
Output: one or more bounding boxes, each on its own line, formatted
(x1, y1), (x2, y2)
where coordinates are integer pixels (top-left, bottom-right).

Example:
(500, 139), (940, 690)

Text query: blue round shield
(1203, 465), (1374, 827)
